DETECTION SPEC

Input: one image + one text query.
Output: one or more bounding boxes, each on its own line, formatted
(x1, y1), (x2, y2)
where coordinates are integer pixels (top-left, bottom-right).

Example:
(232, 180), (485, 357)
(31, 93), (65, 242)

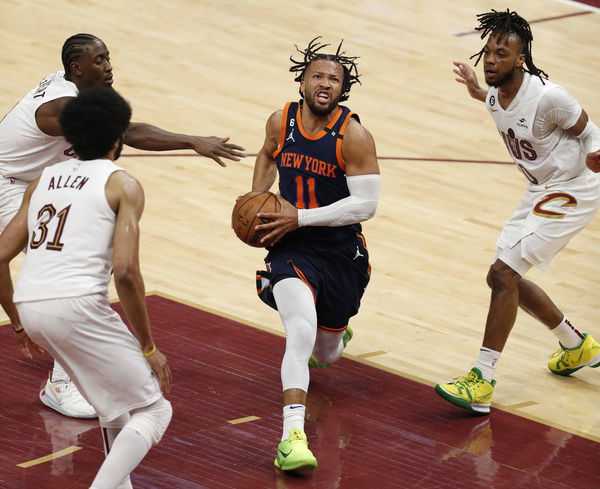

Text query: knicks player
(251, 37), (380, 470)
(0, 86), (172, 489)
(0, 33), (245, 419)
(435, 10), (600, 414)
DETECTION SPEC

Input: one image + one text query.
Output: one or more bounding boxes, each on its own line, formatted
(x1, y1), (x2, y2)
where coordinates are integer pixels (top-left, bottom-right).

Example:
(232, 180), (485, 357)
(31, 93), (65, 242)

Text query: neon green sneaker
(308, 327), (353, 368)
(548, 333), (600, 376)
(274, 429), (318, 471)
(434, 367), (496, 415)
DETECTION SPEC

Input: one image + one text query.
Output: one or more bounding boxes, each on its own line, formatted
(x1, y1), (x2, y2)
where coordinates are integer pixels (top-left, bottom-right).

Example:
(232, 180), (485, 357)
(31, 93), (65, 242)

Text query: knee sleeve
(273, 278), (318, 391)
(126, 397), (172, 448)
(312, 330), (344, 364)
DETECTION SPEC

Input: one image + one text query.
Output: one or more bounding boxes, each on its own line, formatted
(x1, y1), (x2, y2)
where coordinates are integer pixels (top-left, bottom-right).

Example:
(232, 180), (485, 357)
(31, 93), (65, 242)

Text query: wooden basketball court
(1, 0), (599, 487)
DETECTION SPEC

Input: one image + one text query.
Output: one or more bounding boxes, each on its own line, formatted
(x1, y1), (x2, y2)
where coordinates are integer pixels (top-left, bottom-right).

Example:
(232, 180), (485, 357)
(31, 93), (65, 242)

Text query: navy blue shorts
(256, 232), (371, 331)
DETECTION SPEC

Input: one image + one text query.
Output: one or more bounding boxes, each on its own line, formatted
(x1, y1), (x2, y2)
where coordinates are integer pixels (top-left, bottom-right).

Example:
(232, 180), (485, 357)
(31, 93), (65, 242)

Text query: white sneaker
(40, 376), (97, 419)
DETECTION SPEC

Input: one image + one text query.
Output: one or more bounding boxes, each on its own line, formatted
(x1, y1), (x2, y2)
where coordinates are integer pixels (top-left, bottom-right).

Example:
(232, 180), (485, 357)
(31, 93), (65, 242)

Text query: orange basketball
(232, 191), (281, 247)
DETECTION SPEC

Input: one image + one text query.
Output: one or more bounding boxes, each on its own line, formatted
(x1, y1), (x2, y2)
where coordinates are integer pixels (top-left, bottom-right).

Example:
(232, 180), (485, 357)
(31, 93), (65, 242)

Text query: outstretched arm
(453, 61), (487, 102)
(124, 122), (246, 167)
(107, 171), (172, 393)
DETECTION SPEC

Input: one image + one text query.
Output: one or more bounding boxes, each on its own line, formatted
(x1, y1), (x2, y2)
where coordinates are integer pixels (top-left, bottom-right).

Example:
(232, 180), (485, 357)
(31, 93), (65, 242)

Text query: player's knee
(285, 316), (316, 349)
(487, 260), (520, 291)
(127, 397), (172, 448)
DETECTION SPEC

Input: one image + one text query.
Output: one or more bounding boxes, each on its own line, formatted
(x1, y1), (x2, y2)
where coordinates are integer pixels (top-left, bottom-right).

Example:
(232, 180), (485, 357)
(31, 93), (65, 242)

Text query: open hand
(189, 136), (246, 167)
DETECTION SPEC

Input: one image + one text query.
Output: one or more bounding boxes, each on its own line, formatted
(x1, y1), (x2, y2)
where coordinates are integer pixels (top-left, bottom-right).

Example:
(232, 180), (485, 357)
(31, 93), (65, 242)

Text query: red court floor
(1, 294), (598, 489)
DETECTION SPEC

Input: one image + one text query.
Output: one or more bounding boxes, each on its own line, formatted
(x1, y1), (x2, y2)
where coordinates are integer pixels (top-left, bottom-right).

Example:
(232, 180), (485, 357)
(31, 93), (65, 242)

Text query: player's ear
(516, 53), (526, 69)
(70, 61), (82, 77)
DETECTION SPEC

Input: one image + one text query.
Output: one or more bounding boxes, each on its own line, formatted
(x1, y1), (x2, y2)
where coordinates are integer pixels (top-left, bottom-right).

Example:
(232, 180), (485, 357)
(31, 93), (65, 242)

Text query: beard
(114, 136), (124, 160)
(486, 65), (517, 88)
(304, 92), (342, 116)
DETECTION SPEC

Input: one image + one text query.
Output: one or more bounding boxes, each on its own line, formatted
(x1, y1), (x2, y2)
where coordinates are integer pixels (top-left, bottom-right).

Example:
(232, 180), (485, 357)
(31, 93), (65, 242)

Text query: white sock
(475, 347), (501, 382)
(282, 404), (305, 441)
(51, 360), (70, 383)
(552, 316), (585, 349)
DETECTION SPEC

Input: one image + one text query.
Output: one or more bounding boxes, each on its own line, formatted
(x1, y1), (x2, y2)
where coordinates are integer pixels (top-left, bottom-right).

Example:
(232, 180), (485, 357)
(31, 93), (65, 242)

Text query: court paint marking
(17, 446), (82, 468)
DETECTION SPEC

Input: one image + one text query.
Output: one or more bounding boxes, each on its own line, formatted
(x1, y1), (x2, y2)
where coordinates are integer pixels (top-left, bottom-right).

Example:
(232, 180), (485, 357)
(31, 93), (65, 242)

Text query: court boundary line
(120, 153), (513, 165)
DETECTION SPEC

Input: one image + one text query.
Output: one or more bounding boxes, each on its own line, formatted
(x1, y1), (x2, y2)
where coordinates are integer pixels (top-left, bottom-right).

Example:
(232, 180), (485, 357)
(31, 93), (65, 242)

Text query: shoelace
(287, 429), (304, 441)
(549, 348), (564, 359)
(451, 373), (481, 386)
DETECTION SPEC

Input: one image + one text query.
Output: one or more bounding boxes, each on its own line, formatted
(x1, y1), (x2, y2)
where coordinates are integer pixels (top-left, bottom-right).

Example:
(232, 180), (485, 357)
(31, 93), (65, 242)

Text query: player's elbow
(360, 198), (378, 221)
(113, 263), (142, 290)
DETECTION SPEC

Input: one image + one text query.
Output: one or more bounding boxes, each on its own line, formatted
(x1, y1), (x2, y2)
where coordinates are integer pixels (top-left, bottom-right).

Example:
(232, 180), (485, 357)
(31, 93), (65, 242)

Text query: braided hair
(61, 33), (103, 77)
(470, 9), (548, 81)
(289, 36), (361, 102)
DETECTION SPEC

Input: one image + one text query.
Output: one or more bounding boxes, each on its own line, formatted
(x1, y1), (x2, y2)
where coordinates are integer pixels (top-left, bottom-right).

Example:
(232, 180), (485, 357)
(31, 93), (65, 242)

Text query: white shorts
(16, 294), (162, 423)
(0, 176), (28, 232)
(496, 171), (600, 274)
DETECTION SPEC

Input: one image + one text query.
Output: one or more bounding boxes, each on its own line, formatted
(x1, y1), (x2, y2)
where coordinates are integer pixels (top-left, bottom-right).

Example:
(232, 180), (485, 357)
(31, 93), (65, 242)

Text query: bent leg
(482, 259), (522, 352)
(90, 397), (172, 489)
(312, 330), (345, 365)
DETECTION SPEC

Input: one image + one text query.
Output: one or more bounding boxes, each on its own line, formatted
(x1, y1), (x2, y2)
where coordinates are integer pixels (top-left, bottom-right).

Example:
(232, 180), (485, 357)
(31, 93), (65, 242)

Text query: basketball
(232, 191), (281, 247)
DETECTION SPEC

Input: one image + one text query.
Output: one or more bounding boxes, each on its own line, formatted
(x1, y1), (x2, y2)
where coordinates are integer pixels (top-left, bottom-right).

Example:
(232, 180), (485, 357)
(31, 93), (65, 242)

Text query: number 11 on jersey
(295, 176), (318, 209)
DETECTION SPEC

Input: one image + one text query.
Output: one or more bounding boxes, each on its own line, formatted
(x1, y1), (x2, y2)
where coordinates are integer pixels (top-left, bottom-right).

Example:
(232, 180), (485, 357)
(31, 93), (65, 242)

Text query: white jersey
(486, 73), (586, 187)
(14, 159), (123, 303)
(0, 71), (78, 182)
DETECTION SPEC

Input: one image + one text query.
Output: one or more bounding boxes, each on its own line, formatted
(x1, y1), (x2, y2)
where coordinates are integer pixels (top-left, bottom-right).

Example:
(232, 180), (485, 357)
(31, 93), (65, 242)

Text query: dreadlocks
(289, 36), (361, 102)
(470, 9), (548, 81)
(61, 33), (103, 78)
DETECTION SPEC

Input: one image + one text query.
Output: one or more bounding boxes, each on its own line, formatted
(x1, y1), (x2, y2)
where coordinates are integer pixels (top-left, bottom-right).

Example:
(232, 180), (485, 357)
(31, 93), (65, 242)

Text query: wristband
(12, 325), (24, 334)
(142, 344), (157, 357)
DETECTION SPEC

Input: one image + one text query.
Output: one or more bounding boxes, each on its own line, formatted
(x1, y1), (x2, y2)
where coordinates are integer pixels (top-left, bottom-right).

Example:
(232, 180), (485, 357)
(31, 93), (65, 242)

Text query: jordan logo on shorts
(353, 246), (364, 260)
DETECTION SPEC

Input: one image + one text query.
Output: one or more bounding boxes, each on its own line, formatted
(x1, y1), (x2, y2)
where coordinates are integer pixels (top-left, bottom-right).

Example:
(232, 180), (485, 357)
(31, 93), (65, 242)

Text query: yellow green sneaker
(548, 333), (600, 376)
(434, 367), (496, 415)
(274, 429), (318, 471)
(308, 327), (353, 368)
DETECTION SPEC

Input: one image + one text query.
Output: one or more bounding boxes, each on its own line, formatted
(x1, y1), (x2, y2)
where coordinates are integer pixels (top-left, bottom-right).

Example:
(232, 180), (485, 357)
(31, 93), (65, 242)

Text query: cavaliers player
(435, 10), (600, 414)
(0, 86), (172, 489)
(0, 33), (245, 419)
(251, 37), (380, 470)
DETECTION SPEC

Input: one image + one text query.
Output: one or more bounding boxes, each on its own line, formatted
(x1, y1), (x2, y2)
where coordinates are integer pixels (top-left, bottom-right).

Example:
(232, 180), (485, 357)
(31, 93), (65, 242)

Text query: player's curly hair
(470, 9), (548, 81)
(62, 33), (103, 77)
(289, 36), (361, 102)
(59, 86), (131, 160)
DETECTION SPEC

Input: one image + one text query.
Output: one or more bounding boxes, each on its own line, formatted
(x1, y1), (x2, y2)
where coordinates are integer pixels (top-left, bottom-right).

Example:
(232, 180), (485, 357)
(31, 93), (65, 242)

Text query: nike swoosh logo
(278, 448), (292, 458)
(490, 108), (498, 112)
(545, 183), (559, 189)
(289, 405), (303, 409)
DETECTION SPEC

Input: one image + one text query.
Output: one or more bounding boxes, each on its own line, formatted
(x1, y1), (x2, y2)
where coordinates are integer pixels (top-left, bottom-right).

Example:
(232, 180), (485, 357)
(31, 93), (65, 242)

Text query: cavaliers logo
(533, 192), (577, 219)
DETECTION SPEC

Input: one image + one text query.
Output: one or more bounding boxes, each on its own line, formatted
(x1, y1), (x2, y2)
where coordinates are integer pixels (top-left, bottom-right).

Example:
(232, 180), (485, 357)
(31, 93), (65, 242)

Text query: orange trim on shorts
(317, 324), (347, 333)
(356, 232), (371, 275)
(289, 261), (316, 303)
(272, 102), (292, 160)
(297, 104), (343, 141)
(335, 112), (356, 173)
(356, 231), (367, 250)
(256, 273), (264, 294)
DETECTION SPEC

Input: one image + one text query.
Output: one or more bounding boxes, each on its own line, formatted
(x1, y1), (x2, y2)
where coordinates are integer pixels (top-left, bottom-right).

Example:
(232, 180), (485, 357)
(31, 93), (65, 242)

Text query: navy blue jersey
(273, 101), (361, 243)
